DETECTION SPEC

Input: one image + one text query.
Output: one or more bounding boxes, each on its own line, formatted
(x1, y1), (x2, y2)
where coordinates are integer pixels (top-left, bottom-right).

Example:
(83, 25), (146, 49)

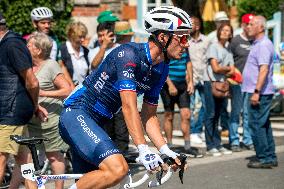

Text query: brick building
(72, 0), (172, 43)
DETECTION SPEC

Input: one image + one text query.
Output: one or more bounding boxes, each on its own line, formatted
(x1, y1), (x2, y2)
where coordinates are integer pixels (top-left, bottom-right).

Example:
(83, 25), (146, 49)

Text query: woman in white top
(59, 22), (90, 90)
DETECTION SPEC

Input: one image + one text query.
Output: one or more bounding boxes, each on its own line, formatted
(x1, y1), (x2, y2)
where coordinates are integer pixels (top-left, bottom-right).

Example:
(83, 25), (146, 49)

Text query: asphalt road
(18, 117), (284, 189)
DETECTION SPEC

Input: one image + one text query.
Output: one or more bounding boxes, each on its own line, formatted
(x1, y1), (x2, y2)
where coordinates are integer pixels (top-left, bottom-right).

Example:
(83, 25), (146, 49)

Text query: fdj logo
(123, 70), (134, 78)
(145, 154), (156, 161)
(94, 72), (109, 91)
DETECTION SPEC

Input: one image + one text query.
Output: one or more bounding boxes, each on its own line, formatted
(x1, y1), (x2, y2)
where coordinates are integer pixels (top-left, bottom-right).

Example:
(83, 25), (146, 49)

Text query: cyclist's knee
(100, 155), (128, 184)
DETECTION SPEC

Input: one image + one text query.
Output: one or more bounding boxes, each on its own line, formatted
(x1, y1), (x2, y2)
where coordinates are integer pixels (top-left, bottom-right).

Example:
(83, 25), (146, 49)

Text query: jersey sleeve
(115, 46), (139, 92)
(143, 64), (169, 106)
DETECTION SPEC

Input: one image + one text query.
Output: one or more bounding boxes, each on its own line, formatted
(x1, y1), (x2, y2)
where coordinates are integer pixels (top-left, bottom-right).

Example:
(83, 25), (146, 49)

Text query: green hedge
(0, 0), (73, 41)
(237, 0), (282, 20)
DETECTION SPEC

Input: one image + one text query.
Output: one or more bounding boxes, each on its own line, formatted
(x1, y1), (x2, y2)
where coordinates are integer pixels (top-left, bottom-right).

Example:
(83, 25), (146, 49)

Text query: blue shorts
(59, 107), (120, 173)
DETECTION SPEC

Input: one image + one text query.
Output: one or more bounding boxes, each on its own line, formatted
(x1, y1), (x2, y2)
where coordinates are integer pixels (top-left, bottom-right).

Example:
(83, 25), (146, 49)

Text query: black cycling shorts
(160, 81), (190, 112)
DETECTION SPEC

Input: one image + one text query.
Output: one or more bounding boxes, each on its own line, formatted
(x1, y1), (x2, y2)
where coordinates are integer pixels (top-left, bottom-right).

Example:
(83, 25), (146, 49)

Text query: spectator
(0, 12), (47, 188)
(88, 21), (119, 70)
(242, 16), (278, 168)
(102, 21), (134, 155)
(24, 7), (59, 61)
(188, 16), (210, 144)
(88, 10), (119, 49)
(27, 32), (71, 188)
(207, 11), (230, 44)
(204, 23), (234, 157)
(207, 11), (231, 135)
(228, 13), (255, 152)
(59, 21), (89, 89)
(160, 49), (203, 158)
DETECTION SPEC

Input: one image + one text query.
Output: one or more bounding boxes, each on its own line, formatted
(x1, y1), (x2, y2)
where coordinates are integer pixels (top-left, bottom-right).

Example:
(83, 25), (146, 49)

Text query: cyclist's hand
(159, 144), (185, 172)
(138, 144), (164, 171)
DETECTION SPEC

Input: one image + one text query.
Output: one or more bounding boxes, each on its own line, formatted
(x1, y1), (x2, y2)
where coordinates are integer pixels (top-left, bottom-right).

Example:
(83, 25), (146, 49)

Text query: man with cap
(88, 10), (120, 70)
(88, 10), (119, 49)
(0, 12), (47, 188)
(228, 13), (255, 152)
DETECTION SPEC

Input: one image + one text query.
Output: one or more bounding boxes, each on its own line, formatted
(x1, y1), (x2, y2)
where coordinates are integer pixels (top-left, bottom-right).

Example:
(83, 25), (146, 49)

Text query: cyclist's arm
(140, 102), (166, 150)
(120, 90), (147, 146)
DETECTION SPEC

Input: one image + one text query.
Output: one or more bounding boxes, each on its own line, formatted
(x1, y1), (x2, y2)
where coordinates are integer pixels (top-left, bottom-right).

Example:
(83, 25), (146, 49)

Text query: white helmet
(31, 7), (53, 21)
(144, 6), (192, 33)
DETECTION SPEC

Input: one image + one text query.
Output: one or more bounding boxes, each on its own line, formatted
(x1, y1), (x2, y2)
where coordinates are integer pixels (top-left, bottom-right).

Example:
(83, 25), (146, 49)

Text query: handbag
(207, 65), (230, 98)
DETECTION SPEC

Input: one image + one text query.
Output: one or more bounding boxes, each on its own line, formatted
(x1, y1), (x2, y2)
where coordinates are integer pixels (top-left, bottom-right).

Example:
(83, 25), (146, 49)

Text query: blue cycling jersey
(64, 42), (169, 120)
(59, 42), (169, 171)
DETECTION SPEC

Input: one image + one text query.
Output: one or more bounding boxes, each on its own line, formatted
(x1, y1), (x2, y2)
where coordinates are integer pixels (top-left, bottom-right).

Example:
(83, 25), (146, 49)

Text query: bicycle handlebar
(122, 153), (187, 188)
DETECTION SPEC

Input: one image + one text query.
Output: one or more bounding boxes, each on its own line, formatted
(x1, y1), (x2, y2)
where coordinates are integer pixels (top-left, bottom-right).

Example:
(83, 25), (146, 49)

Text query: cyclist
(59, 6), (192, 189)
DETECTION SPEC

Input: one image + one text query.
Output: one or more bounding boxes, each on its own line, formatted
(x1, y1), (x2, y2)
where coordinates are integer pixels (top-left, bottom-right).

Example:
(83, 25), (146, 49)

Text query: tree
(237, 0), (282, 20)
(0, 0), (73, 40)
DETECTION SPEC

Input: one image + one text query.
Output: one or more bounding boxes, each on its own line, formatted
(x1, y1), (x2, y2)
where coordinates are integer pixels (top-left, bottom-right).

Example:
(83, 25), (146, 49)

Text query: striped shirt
(168, 52), (190, 82)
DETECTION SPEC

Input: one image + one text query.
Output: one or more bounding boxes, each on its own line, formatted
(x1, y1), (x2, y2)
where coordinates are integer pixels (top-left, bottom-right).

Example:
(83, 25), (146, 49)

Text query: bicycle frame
(21, 162), (173, 189)
(11, 135), (174, 189)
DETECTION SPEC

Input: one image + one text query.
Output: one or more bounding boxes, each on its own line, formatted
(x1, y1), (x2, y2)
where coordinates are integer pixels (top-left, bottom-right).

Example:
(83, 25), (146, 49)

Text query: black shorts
(160, 81), (190, 112)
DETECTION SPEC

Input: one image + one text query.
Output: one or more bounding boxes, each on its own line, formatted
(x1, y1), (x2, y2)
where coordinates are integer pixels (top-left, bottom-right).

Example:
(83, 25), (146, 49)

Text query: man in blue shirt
(59, 6), (193, 189)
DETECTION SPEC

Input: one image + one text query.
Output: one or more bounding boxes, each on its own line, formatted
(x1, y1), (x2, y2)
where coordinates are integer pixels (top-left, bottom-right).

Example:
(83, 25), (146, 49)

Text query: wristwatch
(254, 89), (260, 94)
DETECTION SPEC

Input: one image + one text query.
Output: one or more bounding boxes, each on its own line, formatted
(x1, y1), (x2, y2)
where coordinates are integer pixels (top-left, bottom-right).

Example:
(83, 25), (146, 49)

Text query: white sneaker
(218, 147), (232, 155)
(190, 134), (203, 144)
(206, 148), (222, 157)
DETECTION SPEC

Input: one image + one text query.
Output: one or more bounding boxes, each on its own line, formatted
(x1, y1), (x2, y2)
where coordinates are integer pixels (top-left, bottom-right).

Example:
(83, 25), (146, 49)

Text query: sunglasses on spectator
(172, 34), (191, 45)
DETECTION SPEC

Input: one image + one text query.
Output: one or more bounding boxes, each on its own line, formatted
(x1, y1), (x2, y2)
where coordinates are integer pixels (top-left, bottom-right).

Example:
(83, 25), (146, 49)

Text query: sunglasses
(172, 34), (191, 45)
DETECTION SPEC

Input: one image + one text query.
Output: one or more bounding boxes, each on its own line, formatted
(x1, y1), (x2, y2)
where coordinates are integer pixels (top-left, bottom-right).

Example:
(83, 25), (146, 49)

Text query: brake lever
(156, 162), (163, 185)
(177, 153), (187, 184)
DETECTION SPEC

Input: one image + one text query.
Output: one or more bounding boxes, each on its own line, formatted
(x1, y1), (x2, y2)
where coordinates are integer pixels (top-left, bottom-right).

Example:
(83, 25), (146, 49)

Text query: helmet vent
(152, 18), (171, 23)
(180, 12), (191, 24)
(151, 10), (186, 24)
(145, 21), (152, 29)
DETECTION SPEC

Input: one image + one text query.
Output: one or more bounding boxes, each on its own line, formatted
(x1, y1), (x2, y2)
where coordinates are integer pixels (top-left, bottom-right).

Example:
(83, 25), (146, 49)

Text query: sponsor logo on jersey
(123, 69), (134, 78)
(99, 149), (120, 159)
(94, 72), (109, 91)
(118, 50), (124, 57)
(143, 76), (150, 82)
(119, 83), (135, 90)
(141, 61), (148, 68)
(136, 81), (150, 90)
(77, 115), (100, 143)
(124, 61), (136, 68)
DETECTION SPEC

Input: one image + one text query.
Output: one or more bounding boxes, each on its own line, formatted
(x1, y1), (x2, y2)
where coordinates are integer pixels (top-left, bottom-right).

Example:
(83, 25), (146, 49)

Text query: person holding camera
(88, 12), (120, 70)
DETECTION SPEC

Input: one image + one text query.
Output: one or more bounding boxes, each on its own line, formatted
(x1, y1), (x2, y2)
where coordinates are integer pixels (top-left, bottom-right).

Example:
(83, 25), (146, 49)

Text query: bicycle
(10, 135), (187, 189)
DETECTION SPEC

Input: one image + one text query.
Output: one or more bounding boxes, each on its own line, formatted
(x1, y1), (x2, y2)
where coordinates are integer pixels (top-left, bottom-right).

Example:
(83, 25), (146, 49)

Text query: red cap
(241, 14), (255, 24)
